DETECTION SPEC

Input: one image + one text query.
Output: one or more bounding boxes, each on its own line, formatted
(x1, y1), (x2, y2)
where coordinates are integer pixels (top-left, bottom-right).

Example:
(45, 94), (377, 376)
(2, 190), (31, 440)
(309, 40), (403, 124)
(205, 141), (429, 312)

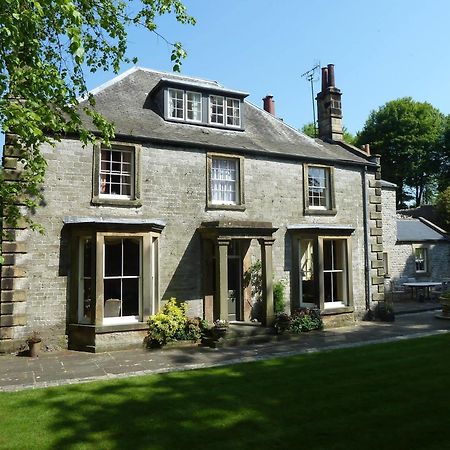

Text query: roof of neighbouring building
(78, 67), (374, 167)
(397, 205), (447, 232)
(397, 217), (448, 242)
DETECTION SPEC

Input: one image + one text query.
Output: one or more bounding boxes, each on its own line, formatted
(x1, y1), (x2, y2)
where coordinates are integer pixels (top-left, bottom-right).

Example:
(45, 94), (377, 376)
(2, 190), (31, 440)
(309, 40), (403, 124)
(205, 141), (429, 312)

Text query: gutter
(362, 165), (371, 311)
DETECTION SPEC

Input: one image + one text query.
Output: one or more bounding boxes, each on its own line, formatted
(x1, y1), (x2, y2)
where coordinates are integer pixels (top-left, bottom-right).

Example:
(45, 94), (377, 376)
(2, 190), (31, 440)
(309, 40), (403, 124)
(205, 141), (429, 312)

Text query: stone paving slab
(0, 310), (449, 392)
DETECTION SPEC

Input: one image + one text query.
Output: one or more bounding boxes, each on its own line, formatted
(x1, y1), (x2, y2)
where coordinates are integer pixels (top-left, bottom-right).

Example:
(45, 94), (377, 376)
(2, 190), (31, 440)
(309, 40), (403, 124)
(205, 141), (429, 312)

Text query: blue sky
(2, 0), (450, 150)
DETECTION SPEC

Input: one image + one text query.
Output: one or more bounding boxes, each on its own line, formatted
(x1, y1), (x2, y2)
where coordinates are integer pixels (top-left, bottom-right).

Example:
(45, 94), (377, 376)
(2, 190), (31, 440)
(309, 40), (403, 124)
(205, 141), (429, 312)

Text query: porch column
(259, 238), (275, 326)
(215, 238), (230, 321)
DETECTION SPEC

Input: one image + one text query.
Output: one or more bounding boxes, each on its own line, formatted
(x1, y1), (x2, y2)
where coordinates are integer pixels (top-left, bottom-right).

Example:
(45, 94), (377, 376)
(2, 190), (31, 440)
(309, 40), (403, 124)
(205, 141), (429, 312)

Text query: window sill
(304, 208), (337, 216)
(321, 306), (354, 315)
(69, 322), (148, 334)
(207, 203), (246, 211)
(91, 196), (142, 208)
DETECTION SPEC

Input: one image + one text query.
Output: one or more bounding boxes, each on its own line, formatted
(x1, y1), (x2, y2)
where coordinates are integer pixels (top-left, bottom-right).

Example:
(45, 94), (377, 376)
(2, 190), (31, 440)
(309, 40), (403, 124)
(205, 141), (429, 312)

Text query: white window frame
(308, 166), (331, 210)
(99, 148), (134, 199)
(299, 238), (317, 309)
(322, 238), (348, 309)
(103, 236), (142, 325)
(186, 91), (202, 122)
(209, 95), (225, 125)
(168, 88), (185, 120)
(226, 98), (241, 127)
(78, 237), (92, 324)
(414, 247), (428, 273)
(210, 157), (239, 205)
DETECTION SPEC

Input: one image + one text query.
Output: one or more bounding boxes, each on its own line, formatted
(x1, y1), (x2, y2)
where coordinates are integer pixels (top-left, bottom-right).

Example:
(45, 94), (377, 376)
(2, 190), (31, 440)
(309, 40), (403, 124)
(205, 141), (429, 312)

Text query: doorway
(228, 240), (243, 321)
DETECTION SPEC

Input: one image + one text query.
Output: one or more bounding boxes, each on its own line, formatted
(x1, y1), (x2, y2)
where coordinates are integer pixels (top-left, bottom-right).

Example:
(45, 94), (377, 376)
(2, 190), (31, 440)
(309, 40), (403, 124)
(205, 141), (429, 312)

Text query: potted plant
(212, 319), (229, 339)
(27, 331), (42, 357)
(439, 290), (450, 317)
(375, 301), (395, 322)
(274, 313), (291, 335)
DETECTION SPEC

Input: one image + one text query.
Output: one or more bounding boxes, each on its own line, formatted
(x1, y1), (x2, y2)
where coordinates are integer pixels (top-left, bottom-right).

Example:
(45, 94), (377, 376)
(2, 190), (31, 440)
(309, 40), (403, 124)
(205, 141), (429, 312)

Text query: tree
(436, 186), (450, 228)
(300, 122), (356, 145)
(356, 97), (446, 208)
(0, 0), (195, 262)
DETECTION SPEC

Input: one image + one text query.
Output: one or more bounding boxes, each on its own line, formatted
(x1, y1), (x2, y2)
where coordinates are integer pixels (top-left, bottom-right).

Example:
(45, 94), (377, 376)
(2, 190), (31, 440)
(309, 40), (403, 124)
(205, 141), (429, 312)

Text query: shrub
(289, 308), (323, 333)
(147, 298), (201, 347)
(273, 280), (286, 314)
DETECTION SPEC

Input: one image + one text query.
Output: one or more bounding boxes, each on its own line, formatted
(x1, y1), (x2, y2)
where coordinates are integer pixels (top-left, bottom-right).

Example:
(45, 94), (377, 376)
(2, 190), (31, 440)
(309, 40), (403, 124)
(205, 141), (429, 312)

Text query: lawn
(1, 334), (449, 450)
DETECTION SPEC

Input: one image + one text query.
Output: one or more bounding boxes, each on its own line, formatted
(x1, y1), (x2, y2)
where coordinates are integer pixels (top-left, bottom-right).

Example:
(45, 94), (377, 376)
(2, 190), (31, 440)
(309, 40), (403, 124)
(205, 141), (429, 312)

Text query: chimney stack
(262, 95), (275, 116)
(316, 63), (343, 141)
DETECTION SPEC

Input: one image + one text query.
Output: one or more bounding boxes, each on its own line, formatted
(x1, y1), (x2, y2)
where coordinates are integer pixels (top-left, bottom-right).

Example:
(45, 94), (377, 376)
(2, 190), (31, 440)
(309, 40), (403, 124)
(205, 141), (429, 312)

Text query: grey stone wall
(1, 138), (378, 348)
(390, 242), (450, 281)
(382, 182), (450, 286)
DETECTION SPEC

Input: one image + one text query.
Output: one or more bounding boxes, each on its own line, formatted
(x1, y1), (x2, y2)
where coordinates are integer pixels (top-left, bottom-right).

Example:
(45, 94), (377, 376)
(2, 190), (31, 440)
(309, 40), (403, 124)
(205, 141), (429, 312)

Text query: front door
(228, 241), (242, 321)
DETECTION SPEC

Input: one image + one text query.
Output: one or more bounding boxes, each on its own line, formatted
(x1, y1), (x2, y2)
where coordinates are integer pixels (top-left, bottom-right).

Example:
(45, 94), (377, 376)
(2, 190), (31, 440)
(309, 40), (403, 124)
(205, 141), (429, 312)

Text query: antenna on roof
(301, 63), (320, 137)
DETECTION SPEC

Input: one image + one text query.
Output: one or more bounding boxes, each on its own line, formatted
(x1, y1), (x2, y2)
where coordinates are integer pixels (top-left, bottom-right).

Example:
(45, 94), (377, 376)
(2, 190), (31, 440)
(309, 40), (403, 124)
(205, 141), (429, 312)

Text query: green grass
(1, 334), (450, 450)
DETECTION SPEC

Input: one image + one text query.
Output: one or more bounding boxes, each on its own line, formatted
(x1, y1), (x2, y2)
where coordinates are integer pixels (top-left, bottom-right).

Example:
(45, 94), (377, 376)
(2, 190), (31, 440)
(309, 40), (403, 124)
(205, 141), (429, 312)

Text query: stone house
(382, 181), (450, 292)
(0, 64), (385, 352)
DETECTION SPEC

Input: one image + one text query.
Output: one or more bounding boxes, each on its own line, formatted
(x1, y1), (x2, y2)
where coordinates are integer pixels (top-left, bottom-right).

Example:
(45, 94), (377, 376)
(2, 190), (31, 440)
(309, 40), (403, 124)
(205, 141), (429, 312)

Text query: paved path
(1, 310), (449, 392)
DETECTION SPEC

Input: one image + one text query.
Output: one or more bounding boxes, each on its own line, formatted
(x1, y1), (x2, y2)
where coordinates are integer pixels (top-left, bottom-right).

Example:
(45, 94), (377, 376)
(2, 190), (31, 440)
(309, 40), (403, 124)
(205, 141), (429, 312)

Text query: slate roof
(79, 67), (374, 167)
(397, 218), (448, 242)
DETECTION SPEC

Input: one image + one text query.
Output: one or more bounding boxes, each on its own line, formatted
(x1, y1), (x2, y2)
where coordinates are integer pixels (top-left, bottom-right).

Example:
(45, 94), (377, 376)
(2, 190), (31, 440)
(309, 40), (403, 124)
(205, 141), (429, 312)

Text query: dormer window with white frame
(209, 95), (225, 125)
(168, 88), (184, 120)
(186, 91), (202, 122)
(209, 95), (241, 127)
(226, 98), (241, 127)
(168, 88), (202, 122)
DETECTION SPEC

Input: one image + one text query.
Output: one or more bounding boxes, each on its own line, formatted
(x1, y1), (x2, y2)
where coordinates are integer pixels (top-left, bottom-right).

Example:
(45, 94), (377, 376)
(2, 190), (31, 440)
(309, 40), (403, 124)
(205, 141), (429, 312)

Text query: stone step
(201, 322), (301, 348)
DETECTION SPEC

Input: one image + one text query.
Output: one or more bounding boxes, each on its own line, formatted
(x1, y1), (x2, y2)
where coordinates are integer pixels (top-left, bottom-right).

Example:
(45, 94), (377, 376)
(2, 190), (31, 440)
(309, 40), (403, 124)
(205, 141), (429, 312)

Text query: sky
(2, 0), (450, 150)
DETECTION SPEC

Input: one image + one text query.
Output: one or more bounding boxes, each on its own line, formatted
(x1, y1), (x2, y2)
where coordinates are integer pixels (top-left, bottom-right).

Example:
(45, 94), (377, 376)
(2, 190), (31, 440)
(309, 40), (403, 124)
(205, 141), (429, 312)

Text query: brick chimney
(262, 95), (275, 116)
(316, 64), (343, 141)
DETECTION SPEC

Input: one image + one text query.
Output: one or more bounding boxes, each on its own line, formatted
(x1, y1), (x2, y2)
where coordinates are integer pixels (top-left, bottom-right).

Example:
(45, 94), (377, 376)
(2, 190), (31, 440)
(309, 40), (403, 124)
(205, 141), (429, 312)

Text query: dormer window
(186, 91), (202, 121)
(162, 82), (245, 130)
(168, 88), (202, 122)
(209, 95), (241, 127)
(168, 88), (184, 120)
(226, 98), (241, 127)
(210, 95), (225, 124)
